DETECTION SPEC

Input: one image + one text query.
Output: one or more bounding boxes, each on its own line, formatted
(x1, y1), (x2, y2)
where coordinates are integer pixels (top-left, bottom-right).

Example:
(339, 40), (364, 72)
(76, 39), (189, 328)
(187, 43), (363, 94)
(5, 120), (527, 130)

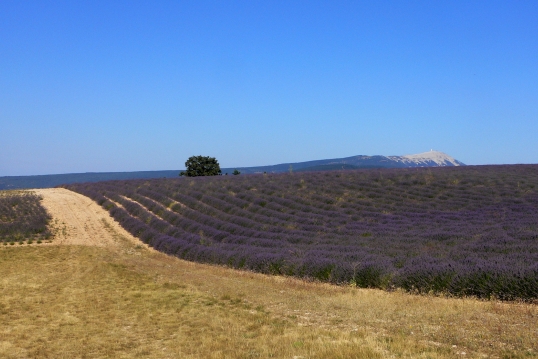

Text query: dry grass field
(0, 189), (536, 358)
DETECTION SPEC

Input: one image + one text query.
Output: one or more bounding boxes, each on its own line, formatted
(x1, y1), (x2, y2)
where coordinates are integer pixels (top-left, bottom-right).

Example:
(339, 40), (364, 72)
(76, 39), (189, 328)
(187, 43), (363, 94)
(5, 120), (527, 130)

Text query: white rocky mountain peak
(388, 150), (463, 166)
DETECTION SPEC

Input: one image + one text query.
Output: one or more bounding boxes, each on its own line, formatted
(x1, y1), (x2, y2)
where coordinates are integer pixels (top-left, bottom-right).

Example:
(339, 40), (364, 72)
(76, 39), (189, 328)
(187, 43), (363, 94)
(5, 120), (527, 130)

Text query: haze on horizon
(1, 1), (537, 176)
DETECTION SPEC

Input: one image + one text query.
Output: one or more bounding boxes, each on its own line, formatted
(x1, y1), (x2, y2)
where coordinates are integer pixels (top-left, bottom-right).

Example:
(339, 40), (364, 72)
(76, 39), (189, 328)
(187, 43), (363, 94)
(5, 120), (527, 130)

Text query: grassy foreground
(1, 231), (537, 358)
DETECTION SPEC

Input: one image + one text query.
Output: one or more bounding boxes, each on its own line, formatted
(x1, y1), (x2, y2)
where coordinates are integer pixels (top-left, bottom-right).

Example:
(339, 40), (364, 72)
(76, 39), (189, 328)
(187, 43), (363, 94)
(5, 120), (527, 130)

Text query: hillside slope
(0, 188), (535, 358)
(63, 165), (538, 300)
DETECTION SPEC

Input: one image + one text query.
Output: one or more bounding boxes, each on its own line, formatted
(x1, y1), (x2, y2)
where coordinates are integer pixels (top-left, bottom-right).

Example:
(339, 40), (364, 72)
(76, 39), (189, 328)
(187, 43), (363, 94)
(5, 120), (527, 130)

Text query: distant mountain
(230, 150), (464, 174)
(0, 171), (180, 191)
(388, 150), (465, 167)
(0, 150), (464, 190)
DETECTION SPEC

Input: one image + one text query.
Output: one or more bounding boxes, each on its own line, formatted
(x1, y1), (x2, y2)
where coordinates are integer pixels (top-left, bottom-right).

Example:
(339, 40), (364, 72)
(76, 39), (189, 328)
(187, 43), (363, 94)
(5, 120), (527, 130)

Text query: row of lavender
(0, 191), (52, 242)
(63, 165), (538, 300)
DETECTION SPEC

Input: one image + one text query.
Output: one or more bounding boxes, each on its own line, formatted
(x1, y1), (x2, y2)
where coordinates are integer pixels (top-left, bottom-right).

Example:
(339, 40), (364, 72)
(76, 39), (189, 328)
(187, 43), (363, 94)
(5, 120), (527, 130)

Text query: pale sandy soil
(32, 188), (146, 249)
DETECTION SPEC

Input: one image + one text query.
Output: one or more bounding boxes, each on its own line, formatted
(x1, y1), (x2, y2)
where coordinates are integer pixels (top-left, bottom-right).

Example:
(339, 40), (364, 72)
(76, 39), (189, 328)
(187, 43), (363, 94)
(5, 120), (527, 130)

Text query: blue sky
(1, 1), (537, 176)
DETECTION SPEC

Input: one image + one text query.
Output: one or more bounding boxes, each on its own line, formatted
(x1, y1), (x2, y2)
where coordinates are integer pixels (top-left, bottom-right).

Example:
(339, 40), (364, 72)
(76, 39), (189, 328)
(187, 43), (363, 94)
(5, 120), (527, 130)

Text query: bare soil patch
(32, 188), (148, 249)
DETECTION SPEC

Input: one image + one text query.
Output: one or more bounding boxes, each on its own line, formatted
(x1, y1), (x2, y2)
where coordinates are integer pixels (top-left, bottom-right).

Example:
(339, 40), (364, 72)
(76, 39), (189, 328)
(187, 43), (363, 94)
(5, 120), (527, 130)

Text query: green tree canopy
(180, 156), (221, 177)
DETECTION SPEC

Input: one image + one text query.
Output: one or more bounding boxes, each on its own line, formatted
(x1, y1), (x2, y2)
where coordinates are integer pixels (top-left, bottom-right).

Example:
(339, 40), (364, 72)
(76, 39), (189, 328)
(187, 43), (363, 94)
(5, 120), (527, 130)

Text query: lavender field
(0, 191), (52, 243)
(63, 165), (538, 300)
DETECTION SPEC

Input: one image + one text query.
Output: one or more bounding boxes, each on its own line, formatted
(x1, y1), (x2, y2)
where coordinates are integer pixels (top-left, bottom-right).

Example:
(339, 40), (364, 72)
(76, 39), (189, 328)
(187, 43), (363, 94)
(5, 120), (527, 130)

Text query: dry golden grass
(1, 226), (537, 358)
(1, 188), (536, 358)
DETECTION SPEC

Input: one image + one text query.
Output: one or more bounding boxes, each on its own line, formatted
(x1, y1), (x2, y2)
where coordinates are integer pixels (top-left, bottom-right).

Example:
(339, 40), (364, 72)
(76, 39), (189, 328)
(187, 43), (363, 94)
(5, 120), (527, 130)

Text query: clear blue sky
(1, 1), (537, 176)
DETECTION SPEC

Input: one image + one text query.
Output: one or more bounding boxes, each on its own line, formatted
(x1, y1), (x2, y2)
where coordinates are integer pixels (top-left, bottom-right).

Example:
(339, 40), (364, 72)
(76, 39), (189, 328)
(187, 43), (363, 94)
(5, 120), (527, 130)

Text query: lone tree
(233, 169), (240, 175)
(180, 155), (222, 177)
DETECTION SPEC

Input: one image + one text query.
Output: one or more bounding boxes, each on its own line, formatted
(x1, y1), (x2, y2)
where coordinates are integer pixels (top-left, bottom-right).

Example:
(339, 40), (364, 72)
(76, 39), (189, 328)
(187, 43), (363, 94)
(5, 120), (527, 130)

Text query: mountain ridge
(235, 150), (464, 174)
(0, 150), (464, 190)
